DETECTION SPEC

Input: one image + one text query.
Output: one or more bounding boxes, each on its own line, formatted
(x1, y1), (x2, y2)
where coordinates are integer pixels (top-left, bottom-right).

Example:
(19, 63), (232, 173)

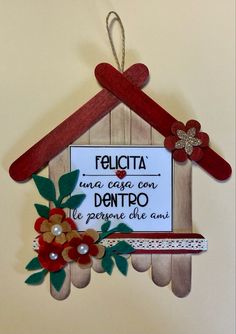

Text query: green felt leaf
(101, 255), (114, 275)
(58, 170), (79, 199)
(101, 221), (111, 232)
(116, 223), (133, 233)
(32, 174), (56, 202)
(50, 269), (66, 292)
(34, 204), (50, 218)
(113, 241), (135, 254)
(25, 257), (42, 271)
(61, 194), (86, 209)
(114, 255), (128, 276)
(25, 269), (48, 285)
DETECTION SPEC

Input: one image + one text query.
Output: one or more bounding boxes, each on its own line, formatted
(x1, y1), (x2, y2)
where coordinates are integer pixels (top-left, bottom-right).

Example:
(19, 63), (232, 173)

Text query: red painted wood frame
(9, 64), (149, 182)
(95, 63), (232, 181)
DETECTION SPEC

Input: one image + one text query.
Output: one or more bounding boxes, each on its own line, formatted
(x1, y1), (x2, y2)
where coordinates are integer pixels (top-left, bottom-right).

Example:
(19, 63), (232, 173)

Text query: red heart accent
(115, 170), (127, 179)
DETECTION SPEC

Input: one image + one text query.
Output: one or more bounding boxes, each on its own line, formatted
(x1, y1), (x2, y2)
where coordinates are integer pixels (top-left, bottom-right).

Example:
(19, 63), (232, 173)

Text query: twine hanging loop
(106, 11), (125, 72)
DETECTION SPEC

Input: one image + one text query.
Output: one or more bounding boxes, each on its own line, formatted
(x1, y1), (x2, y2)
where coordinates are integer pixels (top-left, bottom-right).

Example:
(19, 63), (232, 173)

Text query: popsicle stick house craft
(9, 61), (231, 300)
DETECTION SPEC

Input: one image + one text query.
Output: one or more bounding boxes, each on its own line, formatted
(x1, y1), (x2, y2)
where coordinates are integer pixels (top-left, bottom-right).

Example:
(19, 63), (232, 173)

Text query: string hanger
(106, 11), (125, 72)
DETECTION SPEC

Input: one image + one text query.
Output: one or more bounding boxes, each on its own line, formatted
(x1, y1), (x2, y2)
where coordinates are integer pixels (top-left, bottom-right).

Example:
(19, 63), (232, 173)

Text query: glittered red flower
(37, 241), (66, 272)
(62, 229), (105, 269)
(34, 208), (79, 244)
(164, 120), (209, 162)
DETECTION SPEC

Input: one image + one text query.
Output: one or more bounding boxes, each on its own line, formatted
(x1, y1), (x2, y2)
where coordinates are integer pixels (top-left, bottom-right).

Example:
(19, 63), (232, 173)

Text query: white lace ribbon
(100, 238), (207, 251)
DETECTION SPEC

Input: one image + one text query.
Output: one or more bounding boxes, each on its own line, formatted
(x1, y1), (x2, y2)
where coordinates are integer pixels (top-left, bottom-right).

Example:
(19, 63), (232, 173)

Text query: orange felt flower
(34, 208), (79, 244)
(62, 229), (105, 269)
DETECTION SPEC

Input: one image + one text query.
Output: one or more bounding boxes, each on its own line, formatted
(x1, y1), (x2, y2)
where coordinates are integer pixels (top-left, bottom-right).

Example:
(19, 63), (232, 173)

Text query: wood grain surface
(48, 64), (149, 298)
(130, 112), (152, 272)
(49, 151), (71, 300)
(90, 112), (110, 274)
(171, 161), (192, 297)
(49, 132), (193, 298)
(70, 131), (92, 288)
(151, 130), (172, 286)
(48, 65), (193, 299)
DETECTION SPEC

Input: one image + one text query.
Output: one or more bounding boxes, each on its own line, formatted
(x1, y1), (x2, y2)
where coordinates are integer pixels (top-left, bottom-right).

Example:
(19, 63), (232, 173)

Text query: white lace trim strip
(33, 238), (207, 252)
(100, 238), (208, 251)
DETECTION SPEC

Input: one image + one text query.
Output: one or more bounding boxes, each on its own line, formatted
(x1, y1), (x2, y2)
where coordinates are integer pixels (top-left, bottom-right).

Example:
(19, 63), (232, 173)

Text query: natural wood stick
(92, 258), (105, 273)
(172, 254), (191, 297)
(89, 111), (111, 273)
(151, 129), (172, 286)
(71, 263), (91, 288)
(50, 265), (71, 300)
(49, 150), (71, 300)
(171, 161), (192, 297)
(151, 254), (172, 286)
(70, 131), (93, 287)
(130, 113), (152, 272)
(45, 64), (150, 297)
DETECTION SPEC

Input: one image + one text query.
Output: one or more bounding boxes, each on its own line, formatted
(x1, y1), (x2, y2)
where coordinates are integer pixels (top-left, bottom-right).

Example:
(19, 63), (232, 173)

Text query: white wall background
(0, 1), (235, 334)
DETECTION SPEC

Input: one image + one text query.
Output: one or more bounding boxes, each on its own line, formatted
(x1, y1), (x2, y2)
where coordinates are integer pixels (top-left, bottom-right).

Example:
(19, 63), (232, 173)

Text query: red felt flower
(37, 241), (66, 272)
(164, 120), (209, 162)
(35, 208), (79, 244)
(62, 229), (105, 269)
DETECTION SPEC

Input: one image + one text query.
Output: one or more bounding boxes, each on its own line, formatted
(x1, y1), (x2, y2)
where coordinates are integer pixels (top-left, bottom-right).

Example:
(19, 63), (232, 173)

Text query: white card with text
(70, 146), (173, 232)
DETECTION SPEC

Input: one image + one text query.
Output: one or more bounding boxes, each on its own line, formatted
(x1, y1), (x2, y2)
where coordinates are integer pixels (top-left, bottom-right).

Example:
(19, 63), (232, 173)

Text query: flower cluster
(164, 120), (209, 162)
(25, 170), (135, 292)
(35, 211), (105, 272)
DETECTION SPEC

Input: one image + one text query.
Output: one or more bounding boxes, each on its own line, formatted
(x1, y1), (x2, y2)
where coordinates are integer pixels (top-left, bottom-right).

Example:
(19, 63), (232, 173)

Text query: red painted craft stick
(95, 63), (232, 181)
(9, 64), (149, 182)
(108, 232), (205, 239)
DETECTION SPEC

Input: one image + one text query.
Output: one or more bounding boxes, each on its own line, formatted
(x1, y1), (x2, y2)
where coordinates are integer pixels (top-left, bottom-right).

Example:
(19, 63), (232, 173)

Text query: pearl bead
(77, 243), (89, 255)
(49, 252), (58, 260)
(51, 224), (63, 236)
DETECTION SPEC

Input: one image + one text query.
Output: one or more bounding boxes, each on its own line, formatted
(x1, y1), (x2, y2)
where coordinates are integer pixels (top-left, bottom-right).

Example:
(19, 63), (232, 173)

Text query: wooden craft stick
(151, 129), (172, 286)
(70, 132), (93, 286)
(108, 232), (204, 239)
(131, 254), (151, 272)
(130, 112), (152, 272)
(74, 133), (105, 274)
(151, 128), (171, 286)
(95, 63), (232, 181)
(92, 258), (105, 273)
(50, 265), (71, 300)
(109, 76), (152, 272)
(109, 103), (133, 271)
(89, 107), (111, 273)
(71, 264), (91, 288)
(9, 63), (149, 182)
(151, 254), (172, 287)
(49, 150), (71, 300)
(171, 161), (192, 297)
